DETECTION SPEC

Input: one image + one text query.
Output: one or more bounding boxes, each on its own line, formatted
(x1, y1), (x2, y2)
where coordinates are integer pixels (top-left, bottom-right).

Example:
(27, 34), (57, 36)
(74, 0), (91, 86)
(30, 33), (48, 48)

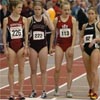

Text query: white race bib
(84, 35), (93, 43)
(10, 26), (23, 39)
(60, 28), (71, 38)
(33, 31), (44, 40)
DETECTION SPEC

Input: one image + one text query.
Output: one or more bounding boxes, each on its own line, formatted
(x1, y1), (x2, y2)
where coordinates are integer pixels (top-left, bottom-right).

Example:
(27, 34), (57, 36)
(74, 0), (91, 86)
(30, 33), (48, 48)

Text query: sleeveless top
(84, 21), (100, 48)
(7, 16), (24, 42)
(29, 16), (47, 44)
(56, 15), (73, 45)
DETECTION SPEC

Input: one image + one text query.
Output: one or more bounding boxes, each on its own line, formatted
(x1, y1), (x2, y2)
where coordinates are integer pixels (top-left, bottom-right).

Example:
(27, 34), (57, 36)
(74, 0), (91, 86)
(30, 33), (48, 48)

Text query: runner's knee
(67, 68), (72, 73)
(41, 69), (46, 74)
(31, 69), (37, 74)
(9, 68), (14, 74)
(55, 69), (60, 73)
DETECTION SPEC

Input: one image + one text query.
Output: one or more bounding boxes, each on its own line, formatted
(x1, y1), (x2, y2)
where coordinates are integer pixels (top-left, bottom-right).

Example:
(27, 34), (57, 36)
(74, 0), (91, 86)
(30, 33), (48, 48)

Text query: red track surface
(0, 54), (28, 69)
(0, 58), (86, 99)
(0, 54), (8, 69)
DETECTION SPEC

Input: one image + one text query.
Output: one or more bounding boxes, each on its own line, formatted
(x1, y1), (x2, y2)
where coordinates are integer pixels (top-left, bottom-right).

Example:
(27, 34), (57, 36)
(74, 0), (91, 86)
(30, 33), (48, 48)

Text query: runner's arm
(43, 9), (54, 31)
(71, 17), (77, 47)
(23, 17), (28, 48)
(2, 18), (8, 50)
(49, 17), (58, 53)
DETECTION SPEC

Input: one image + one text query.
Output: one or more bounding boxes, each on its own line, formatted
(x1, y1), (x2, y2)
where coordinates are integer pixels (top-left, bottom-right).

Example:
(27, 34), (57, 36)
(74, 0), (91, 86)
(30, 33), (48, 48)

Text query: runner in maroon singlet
(2, 0), (28, 100)
(50, 1), (77, 98)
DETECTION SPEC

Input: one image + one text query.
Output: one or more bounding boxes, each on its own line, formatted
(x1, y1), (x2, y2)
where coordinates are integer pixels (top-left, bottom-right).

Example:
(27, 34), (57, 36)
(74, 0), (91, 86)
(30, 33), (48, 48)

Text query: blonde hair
(88, 6), (98, 14)
(60, 1), (70, 9)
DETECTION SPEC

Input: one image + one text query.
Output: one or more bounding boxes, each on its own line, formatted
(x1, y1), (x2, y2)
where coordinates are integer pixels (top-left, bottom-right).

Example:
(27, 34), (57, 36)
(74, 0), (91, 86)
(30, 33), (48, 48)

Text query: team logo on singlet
(60, 28), (71, 38)
(84, 35), (93, 43)
(33, 31), (44, 40)
(10, 26), (23, 39)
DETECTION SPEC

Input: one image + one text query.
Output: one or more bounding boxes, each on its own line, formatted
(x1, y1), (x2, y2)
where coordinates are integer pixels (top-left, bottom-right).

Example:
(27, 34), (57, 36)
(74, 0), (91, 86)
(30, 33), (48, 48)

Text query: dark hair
(9, 0), (23, 11)
(33, 0), (43, 8)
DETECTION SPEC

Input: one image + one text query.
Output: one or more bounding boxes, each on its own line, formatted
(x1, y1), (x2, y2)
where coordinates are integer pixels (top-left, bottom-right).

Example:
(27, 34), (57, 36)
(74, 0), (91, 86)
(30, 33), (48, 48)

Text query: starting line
(1, 97), (100, 100)
(0, 98), (91, 100)
(25, 98), (90, 100)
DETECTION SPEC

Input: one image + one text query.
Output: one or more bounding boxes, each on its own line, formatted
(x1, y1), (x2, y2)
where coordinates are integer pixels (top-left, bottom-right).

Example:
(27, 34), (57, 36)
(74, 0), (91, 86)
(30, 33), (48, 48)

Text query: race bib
(60, 28), (71, 38)
(84, 35), (93, 43)
(10, 26), (23, 39)
(33, 31), (44, 40)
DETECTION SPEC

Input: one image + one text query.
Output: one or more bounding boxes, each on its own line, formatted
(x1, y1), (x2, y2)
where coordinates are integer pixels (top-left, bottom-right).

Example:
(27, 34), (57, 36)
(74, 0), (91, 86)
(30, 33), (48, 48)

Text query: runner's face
(61, 5), (70, 16)
(88, 10), (96, 21)
(13, 3), (23, 14)
(34, 5), (42, 16)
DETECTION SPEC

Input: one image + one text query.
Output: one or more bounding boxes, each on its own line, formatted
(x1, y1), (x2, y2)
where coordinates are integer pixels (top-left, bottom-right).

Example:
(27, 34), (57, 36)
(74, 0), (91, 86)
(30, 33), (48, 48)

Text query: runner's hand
(89, 39), (96, 48)
(68, 47), (74, 57)
(80, 43), (84, 51)
(43, 8), (49, 17)
(23, 47), (28, 57)
(4, 48), (9, 57)
(49, 48), (55, 56)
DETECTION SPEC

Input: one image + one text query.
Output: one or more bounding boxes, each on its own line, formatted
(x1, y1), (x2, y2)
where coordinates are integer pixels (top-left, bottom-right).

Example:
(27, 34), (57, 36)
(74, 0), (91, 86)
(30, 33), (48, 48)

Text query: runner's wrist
(24, 45), (28, 48)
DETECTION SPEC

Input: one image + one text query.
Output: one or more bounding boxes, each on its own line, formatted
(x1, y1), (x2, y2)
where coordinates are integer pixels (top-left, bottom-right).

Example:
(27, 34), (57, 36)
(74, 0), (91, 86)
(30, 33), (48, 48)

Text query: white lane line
(97, 96), (100, 100)
(25, 98), (89, 100)
(0, 67), (8, 72)
(49, 66), (100, 100)
(0, 56), (82, 90)
(51, 98), (56, 100)
(51, 99), (89, 100)
(0, 99), (8, 100)
(37, 73), (86, 99)
(0, 57), (7, 61)
(0, 60), (29, 72)
(0, 45), (80, 61)
(33, 73), (89, 100)
(0, 45), (80, 71)
(0, 53), (54, 72)
(37, 65), (100, 100)
(1, 55), (100, 100)
(0, 50), (54, 61)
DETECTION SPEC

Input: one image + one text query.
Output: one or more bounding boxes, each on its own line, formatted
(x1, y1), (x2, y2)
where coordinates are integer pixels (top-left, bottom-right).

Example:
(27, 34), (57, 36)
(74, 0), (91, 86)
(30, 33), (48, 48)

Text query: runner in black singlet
(80, 7), (100, 100)
(28, 1), (54, 99)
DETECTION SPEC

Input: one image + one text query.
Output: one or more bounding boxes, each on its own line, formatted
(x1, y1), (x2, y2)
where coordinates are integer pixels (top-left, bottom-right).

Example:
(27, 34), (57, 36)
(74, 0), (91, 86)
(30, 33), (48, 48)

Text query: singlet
(56, 15), (73, 46)
(7, 16), (24, 42)
(29, 16), (47, 51)
(84, 22), (100, 48)
(7, 16), (24, 52)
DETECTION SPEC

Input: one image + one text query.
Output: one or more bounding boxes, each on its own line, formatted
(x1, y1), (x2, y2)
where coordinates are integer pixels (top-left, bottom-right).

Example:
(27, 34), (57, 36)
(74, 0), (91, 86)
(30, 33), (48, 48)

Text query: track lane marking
(0, 56), (82, 90)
